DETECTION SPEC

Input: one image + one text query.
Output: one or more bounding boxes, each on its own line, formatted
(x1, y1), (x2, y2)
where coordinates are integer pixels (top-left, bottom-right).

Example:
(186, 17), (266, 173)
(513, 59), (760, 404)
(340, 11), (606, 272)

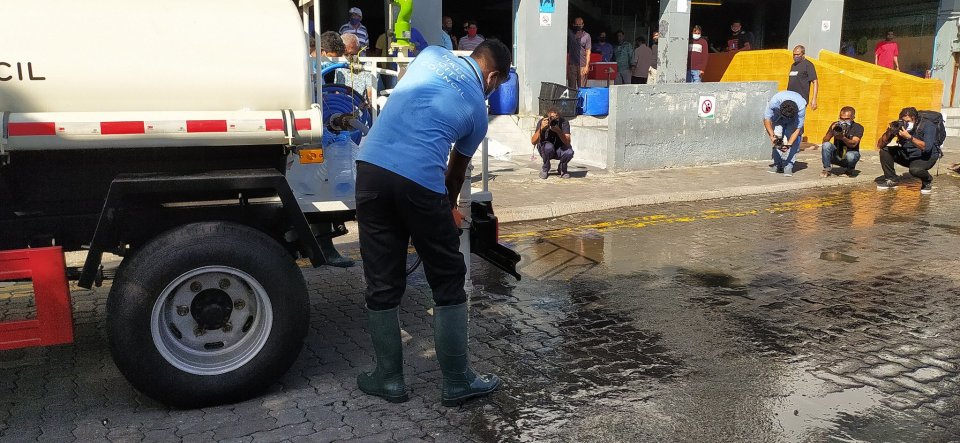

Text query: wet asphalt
(2, 176), (960, 442)
(466, 176), (960, 442)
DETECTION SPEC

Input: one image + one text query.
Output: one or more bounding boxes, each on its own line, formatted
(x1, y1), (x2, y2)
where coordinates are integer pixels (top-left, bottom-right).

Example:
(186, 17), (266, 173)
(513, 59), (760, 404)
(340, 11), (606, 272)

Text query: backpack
(918, 110), (946, 158)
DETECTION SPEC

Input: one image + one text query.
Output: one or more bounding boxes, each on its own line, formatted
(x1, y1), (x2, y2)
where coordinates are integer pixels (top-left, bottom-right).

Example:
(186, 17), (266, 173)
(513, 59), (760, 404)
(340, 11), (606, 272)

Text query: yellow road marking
(501, 194), (846, 241)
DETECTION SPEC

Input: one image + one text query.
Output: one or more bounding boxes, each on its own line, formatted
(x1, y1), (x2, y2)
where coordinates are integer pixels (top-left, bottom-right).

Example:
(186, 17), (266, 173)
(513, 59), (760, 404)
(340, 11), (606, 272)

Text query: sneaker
(921, 183), (933, 194)
(820, 170), (830, 178)
(538, 171), (548, 179)
(783, 166), (793, 177)
(768, 166), (781, 174)
(561, 173), (571, 179)
(877, 179), (898, 190)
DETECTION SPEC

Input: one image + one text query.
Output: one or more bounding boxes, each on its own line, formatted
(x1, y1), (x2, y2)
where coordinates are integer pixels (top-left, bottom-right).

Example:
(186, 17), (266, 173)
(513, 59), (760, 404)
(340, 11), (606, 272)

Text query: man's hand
(897, 128), (911, 139)
(451, 208), (464, 228)
(810, 100), (818, 110)
(540, 119), (550, 130)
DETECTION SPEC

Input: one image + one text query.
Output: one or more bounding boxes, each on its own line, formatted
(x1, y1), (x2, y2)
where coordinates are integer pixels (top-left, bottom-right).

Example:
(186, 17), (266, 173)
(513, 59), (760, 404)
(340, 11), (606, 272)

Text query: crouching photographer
(876, 107), (941, 194)
(763, 90), (806, 177)
(820, 106), (863, 177)
(531, 106), (574, 179)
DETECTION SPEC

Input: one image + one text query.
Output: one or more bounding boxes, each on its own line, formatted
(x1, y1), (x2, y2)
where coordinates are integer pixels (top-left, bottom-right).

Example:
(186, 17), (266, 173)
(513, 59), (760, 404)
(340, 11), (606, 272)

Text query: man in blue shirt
(763, 90), (807, 176)
(876, 107), (941, 194)
(354, 41), (511, 406)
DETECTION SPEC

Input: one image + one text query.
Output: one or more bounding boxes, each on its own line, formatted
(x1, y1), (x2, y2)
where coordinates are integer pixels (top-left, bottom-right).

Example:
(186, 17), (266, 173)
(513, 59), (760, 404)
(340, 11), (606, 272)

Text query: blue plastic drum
(488, 68), (519, 115)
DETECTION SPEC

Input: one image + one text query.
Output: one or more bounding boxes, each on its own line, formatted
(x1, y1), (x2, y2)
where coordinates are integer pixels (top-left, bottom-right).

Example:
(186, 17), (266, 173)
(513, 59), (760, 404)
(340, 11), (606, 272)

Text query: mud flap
(469, 201), (521, 280)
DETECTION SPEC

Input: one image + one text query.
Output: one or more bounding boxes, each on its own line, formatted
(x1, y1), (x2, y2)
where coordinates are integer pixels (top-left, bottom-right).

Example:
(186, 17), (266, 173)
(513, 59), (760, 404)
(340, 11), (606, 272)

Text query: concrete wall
(932, 0), (960, 106)
(789, 0), (844, 55)
(515, 0), (569, 115)
(607, 82), (777, 171)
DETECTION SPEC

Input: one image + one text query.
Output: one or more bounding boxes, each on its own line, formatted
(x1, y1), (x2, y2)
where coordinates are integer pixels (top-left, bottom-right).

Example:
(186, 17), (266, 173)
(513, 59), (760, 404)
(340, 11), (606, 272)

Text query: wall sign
(698, 96), (716, 119)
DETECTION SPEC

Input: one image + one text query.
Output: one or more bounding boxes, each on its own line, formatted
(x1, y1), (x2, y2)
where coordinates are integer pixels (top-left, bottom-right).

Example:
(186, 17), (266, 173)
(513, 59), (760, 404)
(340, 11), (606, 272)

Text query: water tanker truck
(0, 0), (519, 407)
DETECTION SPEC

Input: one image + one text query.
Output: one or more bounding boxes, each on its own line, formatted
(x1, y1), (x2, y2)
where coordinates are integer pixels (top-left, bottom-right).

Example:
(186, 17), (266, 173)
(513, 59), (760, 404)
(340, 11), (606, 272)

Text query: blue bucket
(488, 68), (519, 115)
(577, 87), (609, 116)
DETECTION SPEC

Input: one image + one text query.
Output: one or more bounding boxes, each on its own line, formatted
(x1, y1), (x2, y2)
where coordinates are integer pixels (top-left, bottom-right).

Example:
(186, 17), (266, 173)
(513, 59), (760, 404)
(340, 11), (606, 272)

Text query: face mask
(467, 29), (477, 37)
(484, 75), (501, 99)
(599, 37), (606, 42)
(350, 18), (361, 26)
(573, 25), (583, 32)
(692, 34), (701, 40)
(906, 122), (914, 131)
(793, 55), (803, 62)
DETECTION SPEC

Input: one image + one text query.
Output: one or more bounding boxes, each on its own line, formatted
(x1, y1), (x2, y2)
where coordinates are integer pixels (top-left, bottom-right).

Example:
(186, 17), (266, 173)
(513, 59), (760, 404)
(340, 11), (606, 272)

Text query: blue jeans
(821, 142), (861, 170)
(687, 70), (702, 82)
(771, 122), (801, 170)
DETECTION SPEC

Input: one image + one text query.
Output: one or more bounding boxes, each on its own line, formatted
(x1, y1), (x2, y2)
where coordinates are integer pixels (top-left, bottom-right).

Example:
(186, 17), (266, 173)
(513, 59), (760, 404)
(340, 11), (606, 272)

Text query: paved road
(2, 177), (960, 442)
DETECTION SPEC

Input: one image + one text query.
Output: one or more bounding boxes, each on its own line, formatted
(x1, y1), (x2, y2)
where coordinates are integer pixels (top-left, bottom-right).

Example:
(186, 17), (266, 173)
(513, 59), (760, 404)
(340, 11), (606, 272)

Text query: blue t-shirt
(357, 46), (488, 194)
(764, 90), (807, 129)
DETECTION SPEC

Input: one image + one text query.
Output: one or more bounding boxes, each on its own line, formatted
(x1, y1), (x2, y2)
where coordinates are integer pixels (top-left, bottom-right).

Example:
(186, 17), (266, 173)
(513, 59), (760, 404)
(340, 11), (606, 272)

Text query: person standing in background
(573, 17), (592, 88)
(875, 30), (900, 71)
(649, 31), (660, 84)
(614, 30), (633, 85)
(687, 25), (708, 83)
(631, 36), (652, 84)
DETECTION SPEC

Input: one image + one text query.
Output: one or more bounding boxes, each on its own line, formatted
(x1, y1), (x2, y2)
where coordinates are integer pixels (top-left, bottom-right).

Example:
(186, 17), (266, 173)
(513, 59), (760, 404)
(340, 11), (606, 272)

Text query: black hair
(840, 106), (856, 118)
(899, 107), (919, 120)
(780, 100), (799, 119)
(472, 39), (512, 78)
(636, 36), (647, 44)
(320, 31), (344, 56)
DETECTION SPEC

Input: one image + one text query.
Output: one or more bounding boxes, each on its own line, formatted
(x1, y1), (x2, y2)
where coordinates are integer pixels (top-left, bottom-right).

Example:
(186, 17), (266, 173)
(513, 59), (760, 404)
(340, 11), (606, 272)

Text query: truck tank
(0, 0), (321, 150)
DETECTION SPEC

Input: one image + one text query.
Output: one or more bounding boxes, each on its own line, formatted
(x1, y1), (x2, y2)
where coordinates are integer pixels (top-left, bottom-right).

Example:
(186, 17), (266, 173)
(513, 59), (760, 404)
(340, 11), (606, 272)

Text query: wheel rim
(151, 266), (274, 376)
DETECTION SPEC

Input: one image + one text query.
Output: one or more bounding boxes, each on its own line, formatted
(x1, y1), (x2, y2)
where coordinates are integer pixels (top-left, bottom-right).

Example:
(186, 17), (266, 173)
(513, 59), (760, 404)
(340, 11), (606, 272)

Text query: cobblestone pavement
(3, 176), (960, 441)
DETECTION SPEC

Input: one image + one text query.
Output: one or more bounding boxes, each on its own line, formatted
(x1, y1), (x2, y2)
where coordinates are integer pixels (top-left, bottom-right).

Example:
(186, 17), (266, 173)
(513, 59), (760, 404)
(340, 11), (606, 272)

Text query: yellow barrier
(706, 49), (943, 149)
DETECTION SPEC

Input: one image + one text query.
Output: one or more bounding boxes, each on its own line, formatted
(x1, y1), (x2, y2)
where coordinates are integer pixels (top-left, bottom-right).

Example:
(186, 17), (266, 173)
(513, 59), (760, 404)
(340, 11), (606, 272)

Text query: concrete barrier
(607, 82), (777, 171)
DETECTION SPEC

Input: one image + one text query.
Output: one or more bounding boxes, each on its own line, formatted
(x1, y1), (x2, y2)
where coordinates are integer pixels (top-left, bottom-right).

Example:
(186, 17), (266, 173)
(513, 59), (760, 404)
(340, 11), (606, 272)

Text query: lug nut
(190, 281), (202, 292)
(223, 322), (233, 333)
(234, 299), (246, 310)
(176, 306), (190, 316)
(219, 278), (231, 290)
(194, 326), (205, 337)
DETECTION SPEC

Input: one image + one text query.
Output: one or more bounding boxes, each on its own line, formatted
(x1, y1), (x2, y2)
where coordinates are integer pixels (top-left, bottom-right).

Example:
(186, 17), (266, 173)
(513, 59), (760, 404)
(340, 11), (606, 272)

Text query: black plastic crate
(539, 82), (577, 100)
(538, 97), (579, 118)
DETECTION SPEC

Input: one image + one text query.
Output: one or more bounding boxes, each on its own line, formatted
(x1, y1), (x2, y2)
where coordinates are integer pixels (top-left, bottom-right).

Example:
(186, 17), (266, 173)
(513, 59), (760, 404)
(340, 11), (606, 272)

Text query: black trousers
(356, 161), (467, 311)
(879, 146), (938, 185)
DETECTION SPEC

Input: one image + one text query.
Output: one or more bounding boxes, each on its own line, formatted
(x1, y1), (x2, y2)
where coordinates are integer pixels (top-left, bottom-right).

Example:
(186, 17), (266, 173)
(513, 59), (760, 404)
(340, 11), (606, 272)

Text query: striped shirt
(338, 22), (369, 51)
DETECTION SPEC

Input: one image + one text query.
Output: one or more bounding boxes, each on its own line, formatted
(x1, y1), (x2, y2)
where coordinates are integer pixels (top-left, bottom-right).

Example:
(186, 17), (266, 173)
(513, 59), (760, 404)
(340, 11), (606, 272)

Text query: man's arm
(763, 118), (777, 144)
(786, 127), (802, 146)
(531, 118), (547, 144)
(893, 56), (900, 71)
(809, 79), (818, 110)
(822, 122), (836, 143)
(445, 150), (472, 225)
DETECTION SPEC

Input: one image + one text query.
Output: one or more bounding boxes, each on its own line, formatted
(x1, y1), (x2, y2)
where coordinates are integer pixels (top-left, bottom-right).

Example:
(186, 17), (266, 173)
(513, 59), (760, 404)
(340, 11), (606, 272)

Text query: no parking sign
(698, 96), (716, 119)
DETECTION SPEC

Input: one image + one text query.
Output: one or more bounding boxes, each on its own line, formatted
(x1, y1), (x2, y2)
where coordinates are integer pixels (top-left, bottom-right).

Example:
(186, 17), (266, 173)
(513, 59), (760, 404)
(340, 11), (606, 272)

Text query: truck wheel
(107, 221), (309, 408)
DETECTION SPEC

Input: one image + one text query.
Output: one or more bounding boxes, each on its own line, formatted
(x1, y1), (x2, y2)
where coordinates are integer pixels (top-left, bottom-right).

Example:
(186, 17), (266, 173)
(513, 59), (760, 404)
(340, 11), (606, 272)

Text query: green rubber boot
(357, 306), (408, 403)
(434, 302), (501, 407)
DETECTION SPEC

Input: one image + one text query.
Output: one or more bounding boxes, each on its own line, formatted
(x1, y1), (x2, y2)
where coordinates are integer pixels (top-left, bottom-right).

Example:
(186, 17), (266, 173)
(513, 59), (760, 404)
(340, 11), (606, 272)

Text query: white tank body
(0, 0), (311, 113)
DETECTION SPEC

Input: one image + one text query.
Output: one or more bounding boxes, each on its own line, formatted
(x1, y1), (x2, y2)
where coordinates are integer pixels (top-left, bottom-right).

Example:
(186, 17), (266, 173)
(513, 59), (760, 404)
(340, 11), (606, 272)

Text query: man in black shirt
(726, 20), (754, 51)
(532, 107), (574, 179)
(787, 45), (818, 110)
(820, 106), (863, 177)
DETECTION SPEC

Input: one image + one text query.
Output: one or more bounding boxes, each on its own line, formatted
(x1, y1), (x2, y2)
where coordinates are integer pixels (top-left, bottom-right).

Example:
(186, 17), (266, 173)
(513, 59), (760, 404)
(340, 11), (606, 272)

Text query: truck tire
(107, 221), (309, 408)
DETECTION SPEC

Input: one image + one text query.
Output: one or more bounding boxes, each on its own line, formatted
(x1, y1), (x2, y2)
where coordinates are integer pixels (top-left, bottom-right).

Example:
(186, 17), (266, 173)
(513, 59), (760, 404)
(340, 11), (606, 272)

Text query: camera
(833, 121), (849, 135)
(888, 119), (907, 133)
(773, 137), (785, 150)
(549, 116), (560, 127)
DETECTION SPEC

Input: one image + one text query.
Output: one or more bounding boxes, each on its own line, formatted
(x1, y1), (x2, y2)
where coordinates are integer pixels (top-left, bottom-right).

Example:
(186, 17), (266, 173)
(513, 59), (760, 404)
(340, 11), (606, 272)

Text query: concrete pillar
(932, 0), (960, 107)
(515, 0), (569, 115)
(788, 0), (843, 56)
(657, 0), (691, 84)
(410, 0), (441, 45)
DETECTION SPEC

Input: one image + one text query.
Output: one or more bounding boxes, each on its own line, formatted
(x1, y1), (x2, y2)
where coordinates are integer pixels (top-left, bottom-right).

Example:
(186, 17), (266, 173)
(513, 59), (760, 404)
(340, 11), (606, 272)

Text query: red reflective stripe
(265, 118), (312, 131)
(8, 122), (56, 136)
(186, 120), (228, 133)
(100, 121), (146, 135)
(265, 119), (284, 131)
